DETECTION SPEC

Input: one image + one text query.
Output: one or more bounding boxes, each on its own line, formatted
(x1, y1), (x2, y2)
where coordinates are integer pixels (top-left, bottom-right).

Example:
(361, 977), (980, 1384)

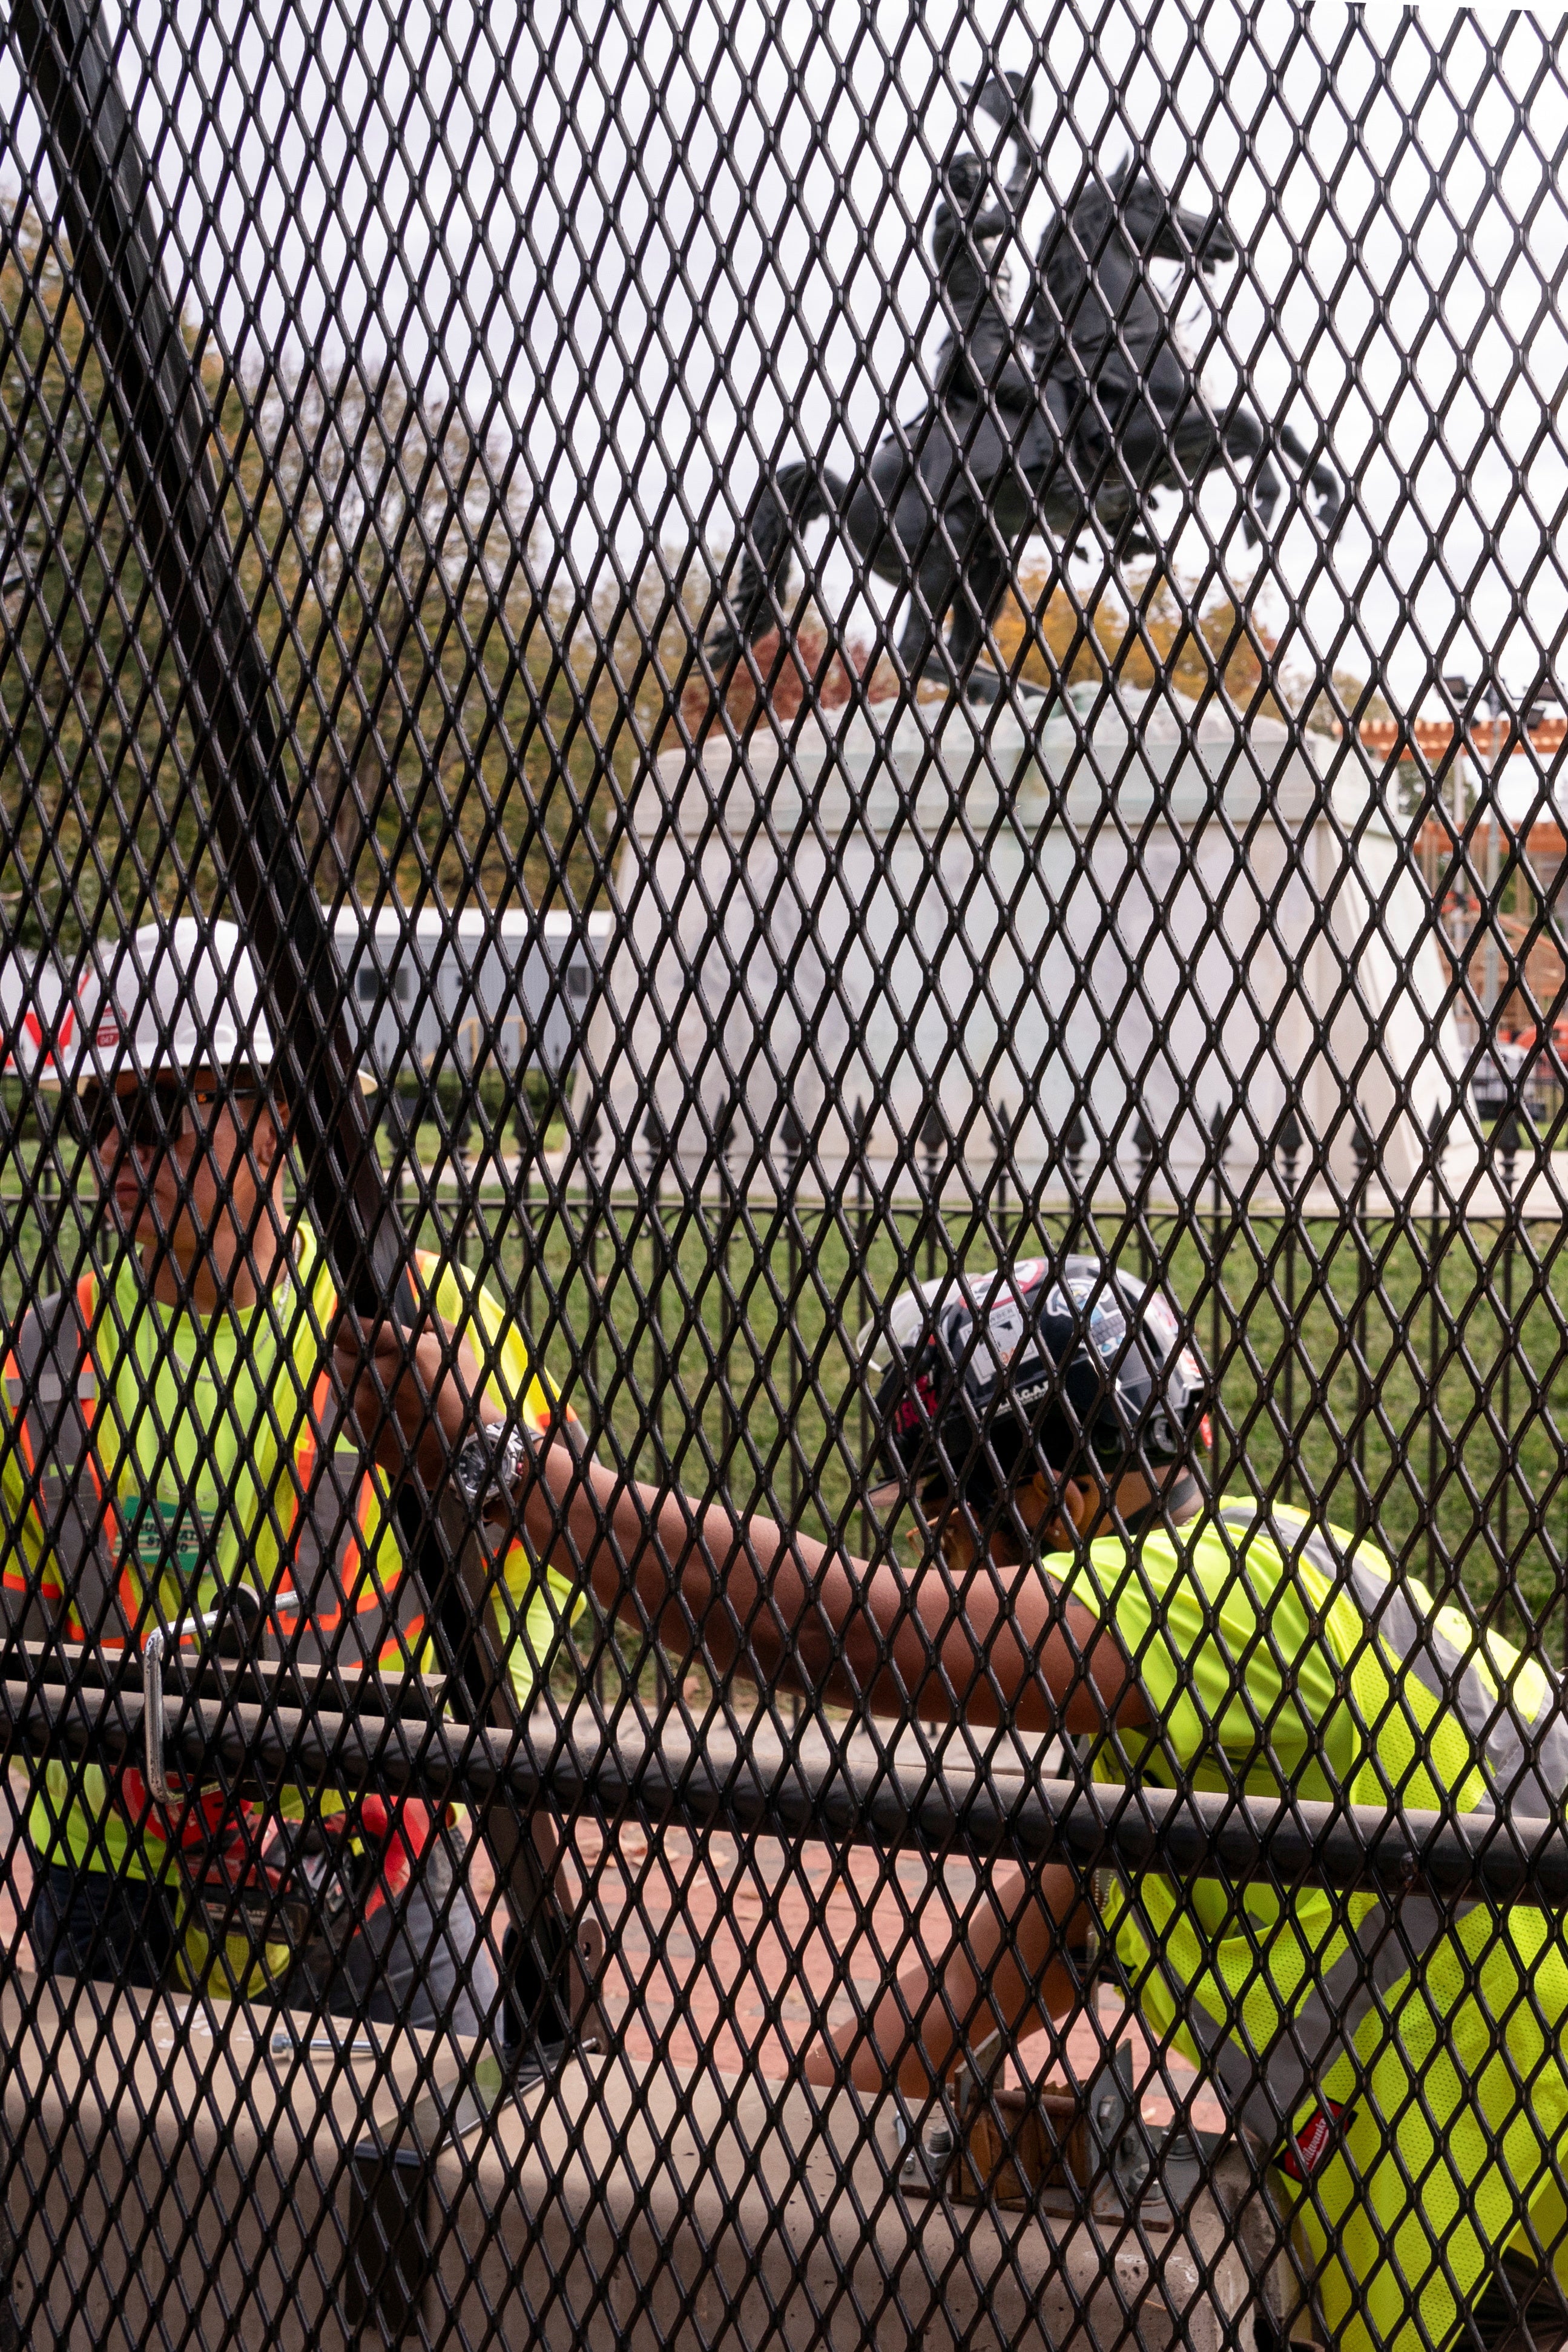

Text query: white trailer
(330, 904), (611, 1083)
(2, 906), (610, 1089)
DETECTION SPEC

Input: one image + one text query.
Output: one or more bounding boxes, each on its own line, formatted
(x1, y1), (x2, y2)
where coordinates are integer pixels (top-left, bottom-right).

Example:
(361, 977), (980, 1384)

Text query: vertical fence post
(1483, 792), (1502, 1016)
(583, 1108), (604, 1412)
(1279, 1110), (1302, 1506)
(854, 1097), (873, 1563)
(1065, 1110), (1087, 1246)
(1135, 1111), (1155, 1280)
(581, 1108), (611, 1709)
(0, 1093), (13, 1279)
(781, 1104), (806, 1731)
(719, 1096), (739, 1480)
(992, 1099), (1012, 1251)
(36, 1096), (61, 1300)
(642, 1105), (672, 1707)
(643, 1107), (670, 1486)
(920, 1104), (943, 1280)
(384, 1085), (410, 1224)
(1352, 1110), (1373, 1525)
(455, 1099), (476, 1271)
(1208, 1101), (1231, 1412)
(1426, 1101), (1448, 1582)
(413, 1076), (432, 1248)
(1498, 1107), (1522, 1574)
(517, 1095), (536, 1342)
(781, 1103), (805, 1532)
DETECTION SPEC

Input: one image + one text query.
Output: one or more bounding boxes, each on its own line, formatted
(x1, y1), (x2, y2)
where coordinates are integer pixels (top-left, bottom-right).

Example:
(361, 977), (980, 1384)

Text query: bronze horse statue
(709, 98), (1342, 695)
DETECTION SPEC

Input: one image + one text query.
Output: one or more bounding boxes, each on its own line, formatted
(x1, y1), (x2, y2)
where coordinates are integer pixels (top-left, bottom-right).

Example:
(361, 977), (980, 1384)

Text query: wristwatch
(452, 1421), (530, 1516)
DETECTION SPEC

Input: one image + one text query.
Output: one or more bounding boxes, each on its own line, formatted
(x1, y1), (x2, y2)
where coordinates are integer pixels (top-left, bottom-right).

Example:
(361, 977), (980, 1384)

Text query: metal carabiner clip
(142, 1589), (266, 1807)
(142, 1626), (171, 1806)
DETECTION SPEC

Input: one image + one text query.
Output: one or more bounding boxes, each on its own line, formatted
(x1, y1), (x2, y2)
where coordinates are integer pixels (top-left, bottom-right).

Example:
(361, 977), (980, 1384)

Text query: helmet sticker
(1058, 1273), (1128, 1362)
(986, 1297), (1025, 1358)
(977, 1260), (1048, 1362)
(1092, 1300), (1128, 1357)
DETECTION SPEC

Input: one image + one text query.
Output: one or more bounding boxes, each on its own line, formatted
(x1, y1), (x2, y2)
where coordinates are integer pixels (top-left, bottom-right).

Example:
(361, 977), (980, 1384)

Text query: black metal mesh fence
(2, 3), (1567, 2347)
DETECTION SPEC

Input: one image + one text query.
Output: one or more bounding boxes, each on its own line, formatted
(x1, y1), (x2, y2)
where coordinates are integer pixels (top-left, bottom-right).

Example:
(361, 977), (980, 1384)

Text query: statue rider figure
(930, 74), (1039, 423)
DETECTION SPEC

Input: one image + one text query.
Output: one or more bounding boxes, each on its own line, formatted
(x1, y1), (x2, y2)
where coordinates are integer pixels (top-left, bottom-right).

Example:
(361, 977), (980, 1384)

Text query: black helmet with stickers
(865, 1254), (1210, 1526)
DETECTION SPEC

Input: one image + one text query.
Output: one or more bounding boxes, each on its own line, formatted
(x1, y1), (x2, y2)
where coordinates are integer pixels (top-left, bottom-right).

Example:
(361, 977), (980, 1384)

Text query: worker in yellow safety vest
(481, 1244), (1568, 2352)
(1, 918), (579, 2032)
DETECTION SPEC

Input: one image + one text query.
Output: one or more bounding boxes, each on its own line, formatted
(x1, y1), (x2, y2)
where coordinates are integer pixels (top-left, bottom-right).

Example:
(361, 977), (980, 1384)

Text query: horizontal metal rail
(5, 1673), (1566, 1905)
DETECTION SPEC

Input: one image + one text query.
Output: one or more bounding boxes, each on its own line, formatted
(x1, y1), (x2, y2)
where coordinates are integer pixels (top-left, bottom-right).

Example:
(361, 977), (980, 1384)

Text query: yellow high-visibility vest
(1062, 1499), (1568, 2352)
(1, 1231), (579, 1879)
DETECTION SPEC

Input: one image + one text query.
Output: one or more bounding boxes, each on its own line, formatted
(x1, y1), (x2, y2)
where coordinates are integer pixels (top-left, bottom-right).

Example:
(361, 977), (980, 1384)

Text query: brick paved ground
(3, 1772), (1220, 2132)
(477, 1817), (1225, 2132)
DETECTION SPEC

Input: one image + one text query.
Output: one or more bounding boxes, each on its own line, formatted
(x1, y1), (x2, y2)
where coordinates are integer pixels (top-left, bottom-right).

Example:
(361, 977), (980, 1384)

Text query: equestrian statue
(708, 77), (1343, 696)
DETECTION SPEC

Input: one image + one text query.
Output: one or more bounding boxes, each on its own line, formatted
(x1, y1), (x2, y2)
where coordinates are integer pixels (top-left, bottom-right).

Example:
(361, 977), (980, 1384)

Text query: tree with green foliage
(2, 200), (713, 958)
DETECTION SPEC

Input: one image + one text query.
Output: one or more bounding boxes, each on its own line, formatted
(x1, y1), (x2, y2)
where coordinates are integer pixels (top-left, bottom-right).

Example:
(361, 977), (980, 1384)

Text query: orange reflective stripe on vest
(2, 1286), (412, 1670)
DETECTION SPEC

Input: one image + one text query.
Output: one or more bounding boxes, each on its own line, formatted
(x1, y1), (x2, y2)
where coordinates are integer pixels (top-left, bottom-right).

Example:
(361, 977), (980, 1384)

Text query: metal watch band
(453, 1422), (529, 1514)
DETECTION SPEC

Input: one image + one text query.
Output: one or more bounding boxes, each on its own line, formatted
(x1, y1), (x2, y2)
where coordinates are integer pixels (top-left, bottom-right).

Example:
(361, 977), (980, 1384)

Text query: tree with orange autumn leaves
(680, 555), (1379, 740)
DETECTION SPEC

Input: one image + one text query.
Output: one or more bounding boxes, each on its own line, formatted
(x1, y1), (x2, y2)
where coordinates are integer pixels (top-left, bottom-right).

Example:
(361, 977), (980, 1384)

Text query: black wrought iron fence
(3, 3), (1568, 2350)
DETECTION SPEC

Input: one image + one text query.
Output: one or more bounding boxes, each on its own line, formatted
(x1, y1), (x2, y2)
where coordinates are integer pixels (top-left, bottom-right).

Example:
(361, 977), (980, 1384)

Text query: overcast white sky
(5, 0), (1565, 714)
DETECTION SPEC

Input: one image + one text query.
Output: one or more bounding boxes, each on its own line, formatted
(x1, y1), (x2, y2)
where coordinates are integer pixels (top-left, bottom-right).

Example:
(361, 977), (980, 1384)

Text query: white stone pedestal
(579, 685), (1460, 1202)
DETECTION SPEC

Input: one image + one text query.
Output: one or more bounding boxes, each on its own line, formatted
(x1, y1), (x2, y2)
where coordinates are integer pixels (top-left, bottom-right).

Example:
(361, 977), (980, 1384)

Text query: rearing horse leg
(1279, 420), (1343, 530)
(946, 547), (1014, 699)
(894, 545), (965, 691)
(709, 462), (845, 663)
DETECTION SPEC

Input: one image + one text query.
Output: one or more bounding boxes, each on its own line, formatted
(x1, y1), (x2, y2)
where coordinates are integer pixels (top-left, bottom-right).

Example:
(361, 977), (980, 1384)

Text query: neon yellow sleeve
(1055, 1497), (1341, 1795)
(0, 1392), (59, 1617)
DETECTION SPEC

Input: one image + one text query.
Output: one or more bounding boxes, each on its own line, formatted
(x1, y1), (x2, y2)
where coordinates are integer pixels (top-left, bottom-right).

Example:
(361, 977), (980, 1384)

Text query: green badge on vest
(126, 1495), (206, 1587)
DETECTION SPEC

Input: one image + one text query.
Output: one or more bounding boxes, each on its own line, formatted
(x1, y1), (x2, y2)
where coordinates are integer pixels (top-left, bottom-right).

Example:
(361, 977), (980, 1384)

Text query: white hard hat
(71, 919), (274, 1085)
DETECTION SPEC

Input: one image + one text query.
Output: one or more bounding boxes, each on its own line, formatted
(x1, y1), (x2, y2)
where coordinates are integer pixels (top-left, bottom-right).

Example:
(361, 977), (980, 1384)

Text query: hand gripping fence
(6, 9), (1568, 2352)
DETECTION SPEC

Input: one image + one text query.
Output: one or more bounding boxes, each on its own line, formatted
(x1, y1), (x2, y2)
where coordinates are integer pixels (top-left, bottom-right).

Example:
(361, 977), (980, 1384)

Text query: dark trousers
(1470, 2253), (1568, 2352)
(28, 1848), (498, 2037)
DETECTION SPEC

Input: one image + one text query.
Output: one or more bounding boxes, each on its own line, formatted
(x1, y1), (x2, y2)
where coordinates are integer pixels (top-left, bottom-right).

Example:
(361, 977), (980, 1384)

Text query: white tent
(579, 684), (1462, 1201)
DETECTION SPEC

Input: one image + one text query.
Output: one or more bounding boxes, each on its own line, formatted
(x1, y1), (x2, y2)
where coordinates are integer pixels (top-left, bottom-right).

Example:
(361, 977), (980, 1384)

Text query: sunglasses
(76, 1078), (262, 1157)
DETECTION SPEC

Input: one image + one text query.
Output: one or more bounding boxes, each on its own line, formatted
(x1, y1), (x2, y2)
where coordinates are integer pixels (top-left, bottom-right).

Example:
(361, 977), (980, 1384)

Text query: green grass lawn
(415, 1144), (1568, 1669)
(9, 1105), (1568, 1677)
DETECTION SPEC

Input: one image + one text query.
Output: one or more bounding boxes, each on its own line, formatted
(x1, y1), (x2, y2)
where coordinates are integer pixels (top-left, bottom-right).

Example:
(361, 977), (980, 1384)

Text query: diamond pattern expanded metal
(1, 4), (1567, 2350)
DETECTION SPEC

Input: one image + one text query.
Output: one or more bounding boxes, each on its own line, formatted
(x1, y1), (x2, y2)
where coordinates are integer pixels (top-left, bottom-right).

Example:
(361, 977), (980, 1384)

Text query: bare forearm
(337, 1293), (1140, 1735)
(515, 1441), (1128, 1735)
(517, 1442), (855, 1687)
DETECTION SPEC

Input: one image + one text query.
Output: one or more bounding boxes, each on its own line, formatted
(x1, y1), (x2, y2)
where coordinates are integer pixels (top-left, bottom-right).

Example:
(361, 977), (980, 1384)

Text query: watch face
(455, 1433), (491, 1500)
(454, 1425), (526, 1508)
